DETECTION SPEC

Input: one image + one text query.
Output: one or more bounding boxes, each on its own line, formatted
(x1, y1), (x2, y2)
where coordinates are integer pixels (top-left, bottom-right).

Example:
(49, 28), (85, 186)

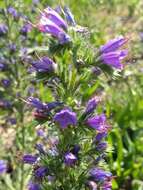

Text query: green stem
(20, 106), (25, 190)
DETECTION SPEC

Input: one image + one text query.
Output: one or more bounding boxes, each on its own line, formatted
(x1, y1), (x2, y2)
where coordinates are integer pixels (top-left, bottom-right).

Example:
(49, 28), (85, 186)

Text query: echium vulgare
(23, 5), (128, 190)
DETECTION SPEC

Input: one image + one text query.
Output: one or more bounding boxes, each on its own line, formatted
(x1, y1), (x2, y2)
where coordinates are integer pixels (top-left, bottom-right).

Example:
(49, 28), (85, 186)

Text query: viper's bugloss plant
(23, 5), (129, 190)
(0, 1), (44, 189)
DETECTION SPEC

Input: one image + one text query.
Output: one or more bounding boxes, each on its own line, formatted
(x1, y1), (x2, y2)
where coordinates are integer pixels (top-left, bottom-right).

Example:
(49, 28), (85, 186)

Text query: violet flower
(0, 24), (8, 36)
(0, 57), (7, 68)
(89, 168), (112, 182)
(33, 102), (62, 120)
(27, 98), (63, 120)
(7, 7), (18, 19)
(100, 50), (128, 70)
(37, 7), (71, 44)
(0, 63), (6, 71)
(7, 118), (17, 125)
(30, 56), (57, 73)
(0, 100), (12, 109)
(55, 6), (62, 14)
(100, 36), (128, 54)
(86, 114), (109, 132)
(85, 96), (101, 114)
(20, 23), (32, 36)
(36, 129), (45, 137)
(34, 166), (48, 179)
(23, 154), (38, 164)
(43, 7), (67, 29)
(1, 79), (11, 87)
(96, 142), (107, 152)
(94, 132), (107, 143)
(47, 101), (63, 111)
(27, 97), (49, 111)
(87, 181), (97, 190)
(102, 181), (112, 190)
(9, 43), (16, 53)
(0, 160), (7, 174)
(28, 181), (41, 190)
(38, 17), (70, 44)
(64, 152), (77, 166)
(54, 109), (77, 129)
(64, 6), (76, 26)
(71, 145), (80, 156)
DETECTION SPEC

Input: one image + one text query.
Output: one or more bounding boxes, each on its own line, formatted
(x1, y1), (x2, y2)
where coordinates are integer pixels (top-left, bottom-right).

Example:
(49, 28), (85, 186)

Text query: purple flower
(64, 152), (77, 166)
(100, 36), (128, 54)
(87, 181), (97, 190)
(27, 97), (49, 111)
(54, 109), (77, 129)
(86, 114), (108, 131)
(89, 168), (112, 182)
(102, 181), (112, 190)
(34, 166), (48, 178)
(47, 101), (63, 111)
(20, 23), (32, 36)
(85, 97), (101, 114)
(8, 43), (16, 53)
(0, 57), (7, 69)
(71, 145), (80, 155)
(31, 101), (62, 120)
(100, 50), (128, 70)
(0, 63), (8, 71)
(58, 32), (71, 44)
(95, 132), (107, 142)
(31, 56), (57, 73)
(55, 6), (62, 14)
(28, 181), (41, 190)
(0, 100), (12, 109)
(0, 160), (7, 174)
(38, 17), (70, 44)
(96, 142), (107, 152)
(23, 154), (38, 164)
(36, 129), (45, 137)
(37, 8), (70, 44)
(43, 7), (67, 29)
(0, 63), (6, 71)
(7, 118), (17, 125)
(1, 79), (11, 87)
(0, 24), (8, 35)
(7, 7), (18, 19)
(64, 6), (76, 26)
